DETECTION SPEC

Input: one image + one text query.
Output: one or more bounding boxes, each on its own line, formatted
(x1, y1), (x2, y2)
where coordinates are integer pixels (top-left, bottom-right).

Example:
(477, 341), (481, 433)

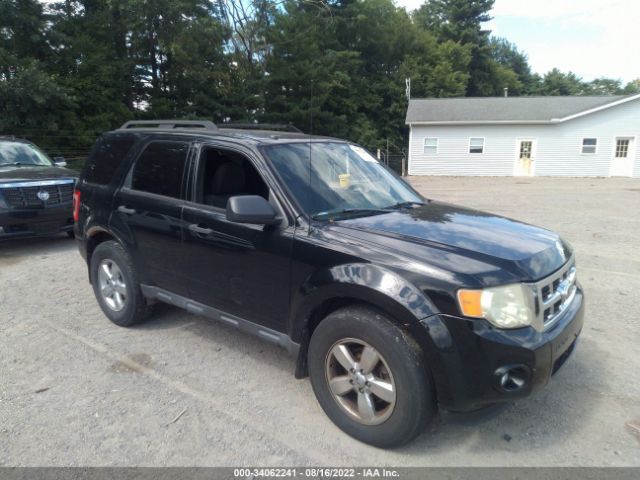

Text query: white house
(406, 94), (640, 177)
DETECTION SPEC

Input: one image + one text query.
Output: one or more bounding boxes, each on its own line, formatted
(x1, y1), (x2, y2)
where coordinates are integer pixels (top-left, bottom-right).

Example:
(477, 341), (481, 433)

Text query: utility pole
(386, 138), (389, 166)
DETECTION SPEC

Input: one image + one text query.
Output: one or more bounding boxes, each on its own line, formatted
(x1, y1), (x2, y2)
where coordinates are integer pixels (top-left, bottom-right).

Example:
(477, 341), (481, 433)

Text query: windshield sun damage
(263, 142), (423, 220)
(0, 141), (54, 167)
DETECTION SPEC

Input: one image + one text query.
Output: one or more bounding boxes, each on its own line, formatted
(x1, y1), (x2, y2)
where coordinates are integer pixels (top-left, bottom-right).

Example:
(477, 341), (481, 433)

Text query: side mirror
(53, 156), (67, 167)
(226, 195), (281, 226)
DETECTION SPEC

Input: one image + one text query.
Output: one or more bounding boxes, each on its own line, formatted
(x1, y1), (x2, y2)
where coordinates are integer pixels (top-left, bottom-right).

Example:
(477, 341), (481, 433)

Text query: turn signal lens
(457, 290), (483, 317)
(72, 189), (81, 222)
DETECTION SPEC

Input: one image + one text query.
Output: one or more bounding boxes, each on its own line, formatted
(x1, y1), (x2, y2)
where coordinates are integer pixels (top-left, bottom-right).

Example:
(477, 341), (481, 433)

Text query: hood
(0, 165), (77, 183)
(331, 201), (572, 281)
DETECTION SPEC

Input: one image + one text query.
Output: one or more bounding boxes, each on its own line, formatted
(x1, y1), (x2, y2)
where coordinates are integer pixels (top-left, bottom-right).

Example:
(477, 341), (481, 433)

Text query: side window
(581, 138), (597, 154)
(196, 146), (269, 209)
(130, 141), (189, 198)
(469, 137), (484, 154)
(423, 137), (438, 155)
(84, 133), (138, 185)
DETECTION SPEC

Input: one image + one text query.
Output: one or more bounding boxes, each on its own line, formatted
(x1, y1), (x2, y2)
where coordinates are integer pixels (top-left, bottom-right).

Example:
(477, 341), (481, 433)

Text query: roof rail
(218, 123), (303, 133)
(120, 120), (217, 130)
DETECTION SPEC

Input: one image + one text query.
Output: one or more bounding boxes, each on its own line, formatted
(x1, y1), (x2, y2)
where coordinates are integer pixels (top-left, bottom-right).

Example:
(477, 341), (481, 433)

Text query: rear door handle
(117, 205), (136, 215)
(188, 223), (214, 235)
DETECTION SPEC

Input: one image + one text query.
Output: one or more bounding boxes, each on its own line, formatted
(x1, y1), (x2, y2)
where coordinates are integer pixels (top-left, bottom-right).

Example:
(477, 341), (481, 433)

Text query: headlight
(457, 284), (536, 329)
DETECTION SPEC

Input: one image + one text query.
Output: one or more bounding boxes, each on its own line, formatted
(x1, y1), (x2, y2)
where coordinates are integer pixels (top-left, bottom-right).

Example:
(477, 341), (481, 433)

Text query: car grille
(533, 259), (577, 330)
(0, 181), (75, 208)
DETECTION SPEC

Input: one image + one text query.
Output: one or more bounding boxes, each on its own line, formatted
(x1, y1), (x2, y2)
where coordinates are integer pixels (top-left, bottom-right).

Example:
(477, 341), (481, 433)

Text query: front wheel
(308, 305), (436, 447)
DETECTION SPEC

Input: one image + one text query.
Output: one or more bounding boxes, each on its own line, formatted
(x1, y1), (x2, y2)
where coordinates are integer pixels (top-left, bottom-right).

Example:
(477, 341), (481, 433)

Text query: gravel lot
(1, 177), (639, 466)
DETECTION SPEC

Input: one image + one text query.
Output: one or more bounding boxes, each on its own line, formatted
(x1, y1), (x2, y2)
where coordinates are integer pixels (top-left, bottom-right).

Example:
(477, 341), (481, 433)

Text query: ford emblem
(37, 190), (50, 202)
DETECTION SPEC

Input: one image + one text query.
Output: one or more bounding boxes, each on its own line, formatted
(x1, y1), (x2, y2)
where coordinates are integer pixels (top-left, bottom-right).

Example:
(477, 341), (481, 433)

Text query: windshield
(262, 142), (423, 220)
(0, 141), (54, 167)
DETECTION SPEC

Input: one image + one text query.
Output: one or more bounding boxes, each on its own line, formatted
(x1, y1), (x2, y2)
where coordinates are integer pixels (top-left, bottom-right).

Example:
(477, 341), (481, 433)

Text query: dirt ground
(1, 177), (639, 466)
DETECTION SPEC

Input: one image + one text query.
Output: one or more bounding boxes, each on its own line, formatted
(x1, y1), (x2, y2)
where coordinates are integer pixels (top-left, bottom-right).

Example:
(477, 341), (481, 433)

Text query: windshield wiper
(384, 201), (425, 209)
(0, 162), (42, 167)
(311, 208), (388, 221)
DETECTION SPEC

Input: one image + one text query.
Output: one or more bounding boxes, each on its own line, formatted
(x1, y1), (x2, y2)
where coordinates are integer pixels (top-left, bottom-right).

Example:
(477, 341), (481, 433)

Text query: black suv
(0, 137), (77, 239)
(75, 120), (584, 447)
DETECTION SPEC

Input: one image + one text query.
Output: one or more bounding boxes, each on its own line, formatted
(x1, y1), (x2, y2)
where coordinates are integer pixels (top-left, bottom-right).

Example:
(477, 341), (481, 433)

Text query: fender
(289, 263), (455, 383)
(290, 263), (438, 340)
(82, 215), (151, 286)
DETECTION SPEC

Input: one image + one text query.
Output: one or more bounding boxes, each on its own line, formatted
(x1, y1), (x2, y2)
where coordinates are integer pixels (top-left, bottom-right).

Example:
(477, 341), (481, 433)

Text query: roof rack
(120, 120), (217, 130)
(218, 123), (303, 133)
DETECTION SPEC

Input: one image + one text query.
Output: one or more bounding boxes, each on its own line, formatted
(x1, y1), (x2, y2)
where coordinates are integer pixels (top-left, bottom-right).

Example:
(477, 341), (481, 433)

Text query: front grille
(532, 259), (577, 330)
(0, 182), (74, 208)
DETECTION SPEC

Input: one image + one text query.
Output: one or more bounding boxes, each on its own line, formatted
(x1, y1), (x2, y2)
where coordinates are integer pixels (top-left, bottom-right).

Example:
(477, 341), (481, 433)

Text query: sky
(397, 0), (640, 83)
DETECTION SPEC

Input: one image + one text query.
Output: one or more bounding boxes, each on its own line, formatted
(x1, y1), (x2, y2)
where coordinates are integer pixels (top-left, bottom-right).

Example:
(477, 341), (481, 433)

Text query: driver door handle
(117, 205), (136, 215)
(188, 223), (214, 235)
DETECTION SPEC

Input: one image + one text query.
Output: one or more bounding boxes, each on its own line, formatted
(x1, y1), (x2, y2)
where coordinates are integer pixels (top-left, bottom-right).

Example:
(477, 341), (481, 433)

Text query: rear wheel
(308, 305), (436, 447)
(90, 240), (153, 327)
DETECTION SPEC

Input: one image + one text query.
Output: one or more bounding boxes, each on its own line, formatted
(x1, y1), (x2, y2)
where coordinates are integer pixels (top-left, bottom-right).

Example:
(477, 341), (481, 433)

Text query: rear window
(84, 133), (138, 185)
(130, 141), (189, 198)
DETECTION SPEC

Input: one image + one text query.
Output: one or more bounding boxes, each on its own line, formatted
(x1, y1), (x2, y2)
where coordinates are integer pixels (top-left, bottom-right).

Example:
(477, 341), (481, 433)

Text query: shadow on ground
(0, 234), (76, 268)
(129, 298), (605, 457)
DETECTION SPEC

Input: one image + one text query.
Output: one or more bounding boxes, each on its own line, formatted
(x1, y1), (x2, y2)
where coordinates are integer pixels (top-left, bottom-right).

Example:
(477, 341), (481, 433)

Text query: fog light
(494, 364), (531, 393)
(0, 226), (4, 233)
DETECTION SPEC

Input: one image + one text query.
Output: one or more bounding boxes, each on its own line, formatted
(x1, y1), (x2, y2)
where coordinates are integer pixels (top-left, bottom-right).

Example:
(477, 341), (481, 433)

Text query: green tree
(414, 0), (495, 96)
(43, 0), (135, 158)
(0, 1), (81, 158)
(490, 37), (534, 94)
(0, 60), (73, 133)
(586, 78), (624, 95)
(262, 0), (473, 151)
(623, 79), (640, 94)
(2, 0), (633, 171)
(0, 0), (50, 61)
(262, 1), (364, 138)
(121, 0), (229, 118)
(533, 68), (587, 95)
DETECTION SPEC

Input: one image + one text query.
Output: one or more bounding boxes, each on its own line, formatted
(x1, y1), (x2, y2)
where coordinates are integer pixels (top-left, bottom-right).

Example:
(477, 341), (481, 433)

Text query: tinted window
(84, 133), (138, 185)
(197, 147), (269, 209)
(131, 141), (189, 198)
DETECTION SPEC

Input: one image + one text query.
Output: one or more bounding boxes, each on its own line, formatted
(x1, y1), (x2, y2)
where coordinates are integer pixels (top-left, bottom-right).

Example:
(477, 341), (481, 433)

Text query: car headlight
(457, 283), (536, 329)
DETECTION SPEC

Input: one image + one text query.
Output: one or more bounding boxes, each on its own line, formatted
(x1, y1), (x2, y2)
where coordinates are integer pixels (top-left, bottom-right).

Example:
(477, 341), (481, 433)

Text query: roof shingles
(405, 95), (633, 124)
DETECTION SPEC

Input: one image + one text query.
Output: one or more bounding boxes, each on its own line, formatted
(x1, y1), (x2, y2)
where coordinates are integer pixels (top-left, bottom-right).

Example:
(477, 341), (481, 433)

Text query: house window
(615, 139), (630, 158)
(423, 137), (438, 155)
(581, 138), (597, 154)
(519, 141), (533, 159)
(469, 137), (484, 154)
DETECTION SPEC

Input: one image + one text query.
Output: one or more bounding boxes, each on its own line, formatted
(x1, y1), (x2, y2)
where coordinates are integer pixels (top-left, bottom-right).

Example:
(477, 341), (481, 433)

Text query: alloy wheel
(325, 338), (397, 425)
(97, 259), (127, 312)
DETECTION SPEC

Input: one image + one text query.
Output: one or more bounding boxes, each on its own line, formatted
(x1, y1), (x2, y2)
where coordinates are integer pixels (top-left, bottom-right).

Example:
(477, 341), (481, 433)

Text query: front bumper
(0, 204), (74, 239)
(423, 284), (585, 412)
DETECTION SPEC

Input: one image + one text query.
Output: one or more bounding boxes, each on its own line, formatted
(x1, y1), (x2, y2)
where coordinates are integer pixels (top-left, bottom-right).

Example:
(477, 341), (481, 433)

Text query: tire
(90, 240), (153, 327)
(308, 305), (436, 448)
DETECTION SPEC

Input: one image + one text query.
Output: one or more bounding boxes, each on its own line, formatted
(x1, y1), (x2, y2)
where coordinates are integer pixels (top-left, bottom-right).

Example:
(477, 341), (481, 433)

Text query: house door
(516, 139), (535, 176)
(610, 137), (634, 177)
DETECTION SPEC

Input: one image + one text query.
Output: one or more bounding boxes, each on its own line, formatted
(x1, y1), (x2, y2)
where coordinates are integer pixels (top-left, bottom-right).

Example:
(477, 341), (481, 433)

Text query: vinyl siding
(408, 97), (640, 177)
